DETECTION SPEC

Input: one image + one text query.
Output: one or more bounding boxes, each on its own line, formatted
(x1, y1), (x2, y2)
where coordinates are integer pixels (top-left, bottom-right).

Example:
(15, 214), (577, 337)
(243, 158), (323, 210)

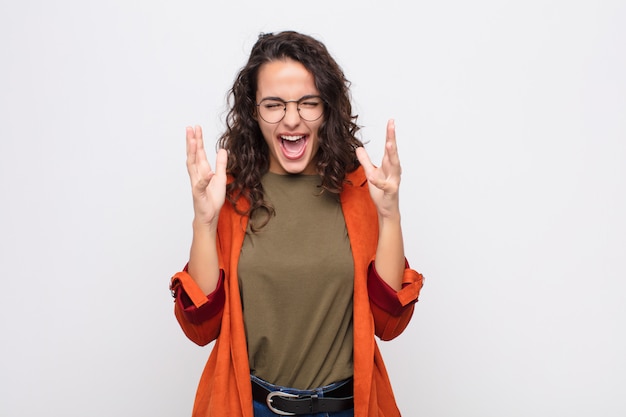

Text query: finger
(189, 126), (210, 173)
(185, 126), (213, 192)
(214, 148), (228, 179)
(185, 125), (207, 163)
(195, 126), (216, 185)
(186, 126), (196, 171)
(194, 125), (209, 165)
(356, 146), (374, 174)
(384, 119), (401, 167)
(357, 146), (387, 190)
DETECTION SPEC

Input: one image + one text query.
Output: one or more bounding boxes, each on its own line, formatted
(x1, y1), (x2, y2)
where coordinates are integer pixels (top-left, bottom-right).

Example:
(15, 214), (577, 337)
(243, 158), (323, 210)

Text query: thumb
(356, 146), (375, 178)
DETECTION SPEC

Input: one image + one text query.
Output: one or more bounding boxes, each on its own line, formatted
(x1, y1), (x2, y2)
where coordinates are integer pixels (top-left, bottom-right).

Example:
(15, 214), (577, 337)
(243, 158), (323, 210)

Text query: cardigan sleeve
(367, 260), (424, 341)
(170, 267), (226, 346)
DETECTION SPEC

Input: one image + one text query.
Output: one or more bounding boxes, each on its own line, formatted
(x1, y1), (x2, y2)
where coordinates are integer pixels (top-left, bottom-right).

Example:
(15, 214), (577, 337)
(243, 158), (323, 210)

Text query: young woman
(170, 31), (424, 417)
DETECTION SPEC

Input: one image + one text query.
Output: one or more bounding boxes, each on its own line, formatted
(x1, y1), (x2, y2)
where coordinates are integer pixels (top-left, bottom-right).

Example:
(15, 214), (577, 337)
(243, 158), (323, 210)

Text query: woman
(170, 31), (424, 417)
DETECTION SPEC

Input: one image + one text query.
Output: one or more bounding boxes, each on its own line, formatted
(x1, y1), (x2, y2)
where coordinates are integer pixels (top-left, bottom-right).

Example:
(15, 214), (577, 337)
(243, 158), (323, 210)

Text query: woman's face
(256, 59), (323, 175)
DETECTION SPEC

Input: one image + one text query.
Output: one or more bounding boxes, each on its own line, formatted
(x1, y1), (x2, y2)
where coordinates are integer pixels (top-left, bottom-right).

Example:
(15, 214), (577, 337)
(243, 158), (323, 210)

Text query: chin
(280, 160), (315, 175)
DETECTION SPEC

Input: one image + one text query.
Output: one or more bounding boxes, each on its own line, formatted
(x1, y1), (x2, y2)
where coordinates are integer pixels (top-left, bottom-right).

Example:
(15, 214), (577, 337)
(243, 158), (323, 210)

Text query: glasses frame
(255, 95), (325, 124)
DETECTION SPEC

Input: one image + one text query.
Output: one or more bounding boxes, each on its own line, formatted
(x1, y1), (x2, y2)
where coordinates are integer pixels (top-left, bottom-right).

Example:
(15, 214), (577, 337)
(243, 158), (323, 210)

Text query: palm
(355, 119), (402, 218)
(185, 126), (227, 226)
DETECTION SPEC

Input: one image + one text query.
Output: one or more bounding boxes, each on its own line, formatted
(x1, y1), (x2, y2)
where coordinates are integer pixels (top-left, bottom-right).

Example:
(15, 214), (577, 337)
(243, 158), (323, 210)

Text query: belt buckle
(266, 391), (298, 416)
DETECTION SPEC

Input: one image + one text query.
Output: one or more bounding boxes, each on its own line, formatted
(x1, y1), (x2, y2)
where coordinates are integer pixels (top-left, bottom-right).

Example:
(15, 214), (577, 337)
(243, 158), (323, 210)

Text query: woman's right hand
(186, 125), (228, 231)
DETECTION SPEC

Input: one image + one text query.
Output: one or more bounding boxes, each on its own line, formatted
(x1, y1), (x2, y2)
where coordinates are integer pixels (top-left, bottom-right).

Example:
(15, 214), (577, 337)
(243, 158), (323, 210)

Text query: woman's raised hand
(355, 119), (402, 220)
(186, 125), (228, 230)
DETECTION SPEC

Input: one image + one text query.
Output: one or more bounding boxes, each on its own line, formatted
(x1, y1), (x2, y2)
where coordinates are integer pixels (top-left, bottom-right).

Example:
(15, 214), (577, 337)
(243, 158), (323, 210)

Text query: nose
(282, 101), (301, 126)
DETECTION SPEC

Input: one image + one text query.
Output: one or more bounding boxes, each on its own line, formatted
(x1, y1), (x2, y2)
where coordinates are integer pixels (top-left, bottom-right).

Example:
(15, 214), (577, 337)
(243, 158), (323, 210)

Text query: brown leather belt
(251, 378), (354, 416)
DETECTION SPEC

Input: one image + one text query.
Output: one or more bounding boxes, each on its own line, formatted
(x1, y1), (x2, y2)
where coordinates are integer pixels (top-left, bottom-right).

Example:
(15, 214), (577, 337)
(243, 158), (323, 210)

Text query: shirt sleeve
(367, 260), (424, 340)
(170, 269), (226, 324)
(169, 267), (226, 345)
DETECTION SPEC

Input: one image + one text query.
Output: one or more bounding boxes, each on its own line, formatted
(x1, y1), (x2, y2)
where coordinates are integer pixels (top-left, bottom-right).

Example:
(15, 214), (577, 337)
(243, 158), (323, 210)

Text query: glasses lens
(298, 97), (323, 121)
(258, 100), (286, 124)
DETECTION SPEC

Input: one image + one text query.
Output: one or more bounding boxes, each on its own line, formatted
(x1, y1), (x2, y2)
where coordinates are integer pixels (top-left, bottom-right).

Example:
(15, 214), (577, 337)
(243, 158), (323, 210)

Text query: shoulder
(340, 165), (375, 214)
(345, 165), (367, 188)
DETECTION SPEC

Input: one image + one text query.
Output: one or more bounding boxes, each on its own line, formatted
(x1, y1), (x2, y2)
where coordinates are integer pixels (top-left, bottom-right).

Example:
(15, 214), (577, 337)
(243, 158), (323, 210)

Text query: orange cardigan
(171, 167), (424, 416)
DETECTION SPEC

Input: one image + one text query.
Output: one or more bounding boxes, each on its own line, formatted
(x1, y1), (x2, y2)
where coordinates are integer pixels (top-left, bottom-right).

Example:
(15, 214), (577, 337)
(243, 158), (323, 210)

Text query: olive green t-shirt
(238, 172), (354, 390)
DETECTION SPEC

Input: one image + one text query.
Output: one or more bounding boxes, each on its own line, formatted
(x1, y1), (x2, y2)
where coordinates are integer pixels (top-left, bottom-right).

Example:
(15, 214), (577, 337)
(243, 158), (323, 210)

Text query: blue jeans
(251, 375), (354, 417)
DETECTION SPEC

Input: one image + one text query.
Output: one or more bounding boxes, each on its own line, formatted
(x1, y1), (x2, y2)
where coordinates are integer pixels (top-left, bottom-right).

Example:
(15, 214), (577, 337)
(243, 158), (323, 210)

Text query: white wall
(1, 1), (624, 416)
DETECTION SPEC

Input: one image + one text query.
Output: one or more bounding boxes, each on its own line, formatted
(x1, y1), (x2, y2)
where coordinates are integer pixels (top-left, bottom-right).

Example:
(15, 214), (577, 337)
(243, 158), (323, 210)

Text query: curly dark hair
(217, 31), (362, 228)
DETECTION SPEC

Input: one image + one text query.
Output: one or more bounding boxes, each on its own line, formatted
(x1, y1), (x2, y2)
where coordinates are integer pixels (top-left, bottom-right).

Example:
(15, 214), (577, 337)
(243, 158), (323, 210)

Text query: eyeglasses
(256, 95), (324, 124)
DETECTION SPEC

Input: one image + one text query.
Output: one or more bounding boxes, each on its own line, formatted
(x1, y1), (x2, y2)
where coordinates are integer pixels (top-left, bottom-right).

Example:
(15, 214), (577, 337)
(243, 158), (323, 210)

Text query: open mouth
(280, 135), (308, 159)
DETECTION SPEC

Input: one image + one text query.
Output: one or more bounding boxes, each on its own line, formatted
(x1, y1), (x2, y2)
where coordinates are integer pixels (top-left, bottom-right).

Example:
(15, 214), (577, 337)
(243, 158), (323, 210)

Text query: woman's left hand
(356, 119), (402, 219)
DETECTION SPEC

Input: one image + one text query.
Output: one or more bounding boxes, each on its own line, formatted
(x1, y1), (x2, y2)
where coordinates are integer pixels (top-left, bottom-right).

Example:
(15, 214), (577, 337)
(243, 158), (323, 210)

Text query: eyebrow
(258, 94), (322, 102)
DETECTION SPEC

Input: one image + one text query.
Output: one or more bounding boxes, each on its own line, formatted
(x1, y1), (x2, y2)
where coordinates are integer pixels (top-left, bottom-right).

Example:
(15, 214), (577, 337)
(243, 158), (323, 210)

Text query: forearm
(374, 213), (405, 291)
(187, 220), (221, 295)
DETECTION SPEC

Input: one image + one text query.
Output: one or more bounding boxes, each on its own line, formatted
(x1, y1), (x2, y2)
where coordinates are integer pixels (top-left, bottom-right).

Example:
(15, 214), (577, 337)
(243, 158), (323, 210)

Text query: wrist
(192, 217), (218, 235)
(378, 210), (401, 225)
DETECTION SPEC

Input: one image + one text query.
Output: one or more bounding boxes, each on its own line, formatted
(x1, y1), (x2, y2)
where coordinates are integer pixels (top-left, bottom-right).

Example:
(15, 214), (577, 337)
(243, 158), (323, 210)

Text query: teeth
(280, 135), (304, 142)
